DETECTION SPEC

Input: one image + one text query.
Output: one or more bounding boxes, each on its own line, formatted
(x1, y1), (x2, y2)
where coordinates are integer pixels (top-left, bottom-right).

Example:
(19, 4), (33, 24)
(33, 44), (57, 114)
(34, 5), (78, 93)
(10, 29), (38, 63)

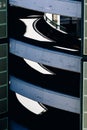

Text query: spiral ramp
(9, 0), (82, 114)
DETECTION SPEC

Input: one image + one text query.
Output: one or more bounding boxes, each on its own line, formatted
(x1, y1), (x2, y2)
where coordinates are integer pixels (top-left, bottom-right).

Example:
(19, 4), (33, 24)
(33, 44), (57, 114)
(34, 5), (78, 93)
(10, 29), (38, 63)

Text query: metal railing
(44, 15), (67, 33)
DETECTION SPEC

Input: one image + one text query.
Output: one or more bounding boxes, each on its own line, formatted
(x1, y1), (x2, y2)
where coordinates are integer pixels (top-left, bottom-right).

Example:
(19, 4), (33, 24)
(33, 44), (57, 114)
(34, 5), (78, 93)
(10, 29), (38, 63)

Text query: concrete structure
(9, 0), (87, 121)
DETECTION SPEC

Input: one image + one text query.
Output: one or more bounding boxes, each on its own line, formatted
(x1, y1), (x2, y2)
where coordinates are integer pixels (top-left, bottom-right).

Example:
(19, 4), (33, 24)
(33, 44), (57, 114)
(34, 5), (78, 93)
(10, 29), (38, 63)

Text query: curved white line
(33, 18), (55, 42)
(24, 58), (54, 75)
(54, 46), (78, 52)
(20, 18), (52, 42)
(27, 15), (42, 18)
(16, 93), (47, 115)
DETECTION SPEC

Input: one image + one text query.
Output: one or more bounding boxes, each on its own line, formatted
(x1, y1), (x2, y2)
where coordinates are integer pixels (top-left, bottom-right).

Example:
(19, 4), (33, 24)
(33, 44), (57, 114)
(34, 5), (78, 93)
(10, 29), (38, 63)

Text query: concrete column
(52, 14), (60, 29)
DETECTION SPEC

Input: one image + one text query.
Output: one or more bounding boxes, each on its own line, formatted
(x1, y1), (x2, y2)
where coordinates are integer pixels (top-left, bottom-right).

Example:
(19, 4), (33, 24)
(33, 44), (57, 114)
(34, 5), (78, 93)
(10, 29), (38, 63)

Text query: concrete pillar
(52, 14), (60, 29)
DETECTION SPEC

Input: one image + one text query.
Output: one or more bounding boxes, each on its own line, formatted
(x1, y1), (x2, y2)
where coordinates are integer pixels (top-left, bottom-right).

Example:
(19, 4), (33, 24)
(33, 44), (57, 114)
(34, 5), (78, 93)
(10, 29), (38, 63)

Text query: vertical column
(0, 44), (8, 115)
(52, 14), (60, 29)
(82, 0), (87, 130)
(84, 0), (87, 55)
(0, 0), (7, 38)
(82, 62), (87, 130)
(0, 0), (8, 129)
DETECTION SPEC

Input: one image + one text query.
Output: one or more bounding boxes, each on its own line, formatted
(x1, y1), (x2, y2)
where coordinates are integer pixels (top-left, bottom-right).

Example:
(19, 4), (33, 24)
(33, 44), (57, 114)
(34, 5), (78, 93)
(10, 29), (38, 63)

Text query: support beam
(10, 76), (80, 114)
(10, 38), (81, 73)
(9, 0), (81, 18)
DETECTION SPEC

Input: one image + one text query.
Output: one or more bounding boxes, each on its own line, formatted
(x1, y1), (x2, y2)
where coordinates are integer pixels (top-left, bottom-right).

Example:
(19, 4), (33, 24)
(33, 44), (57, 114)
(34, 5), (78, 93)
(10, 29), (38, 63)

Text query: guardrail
(44, 15), (67, 33)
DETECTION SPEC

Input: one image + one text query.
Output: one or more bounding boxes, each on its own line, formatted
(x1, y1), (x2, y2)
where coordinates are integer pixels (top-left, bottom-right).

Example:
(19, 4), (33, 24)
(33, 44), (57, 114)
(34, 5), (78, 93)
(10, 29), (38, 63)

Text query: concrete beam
(10, 38), (81, 73)
(9, 0), (81, 18)
(10, 76), (80, 114)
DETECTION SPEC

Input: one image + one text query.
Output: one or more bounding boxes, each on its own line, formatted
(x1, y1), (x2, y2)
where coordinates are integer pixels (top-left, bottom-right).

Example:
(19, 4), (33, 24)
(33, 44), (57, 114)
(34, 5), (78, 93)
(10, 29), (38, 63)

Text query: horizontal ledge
(10, 38), (81, 73)
(9, 0), (81, 18)
(10, 76), (80, 114)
